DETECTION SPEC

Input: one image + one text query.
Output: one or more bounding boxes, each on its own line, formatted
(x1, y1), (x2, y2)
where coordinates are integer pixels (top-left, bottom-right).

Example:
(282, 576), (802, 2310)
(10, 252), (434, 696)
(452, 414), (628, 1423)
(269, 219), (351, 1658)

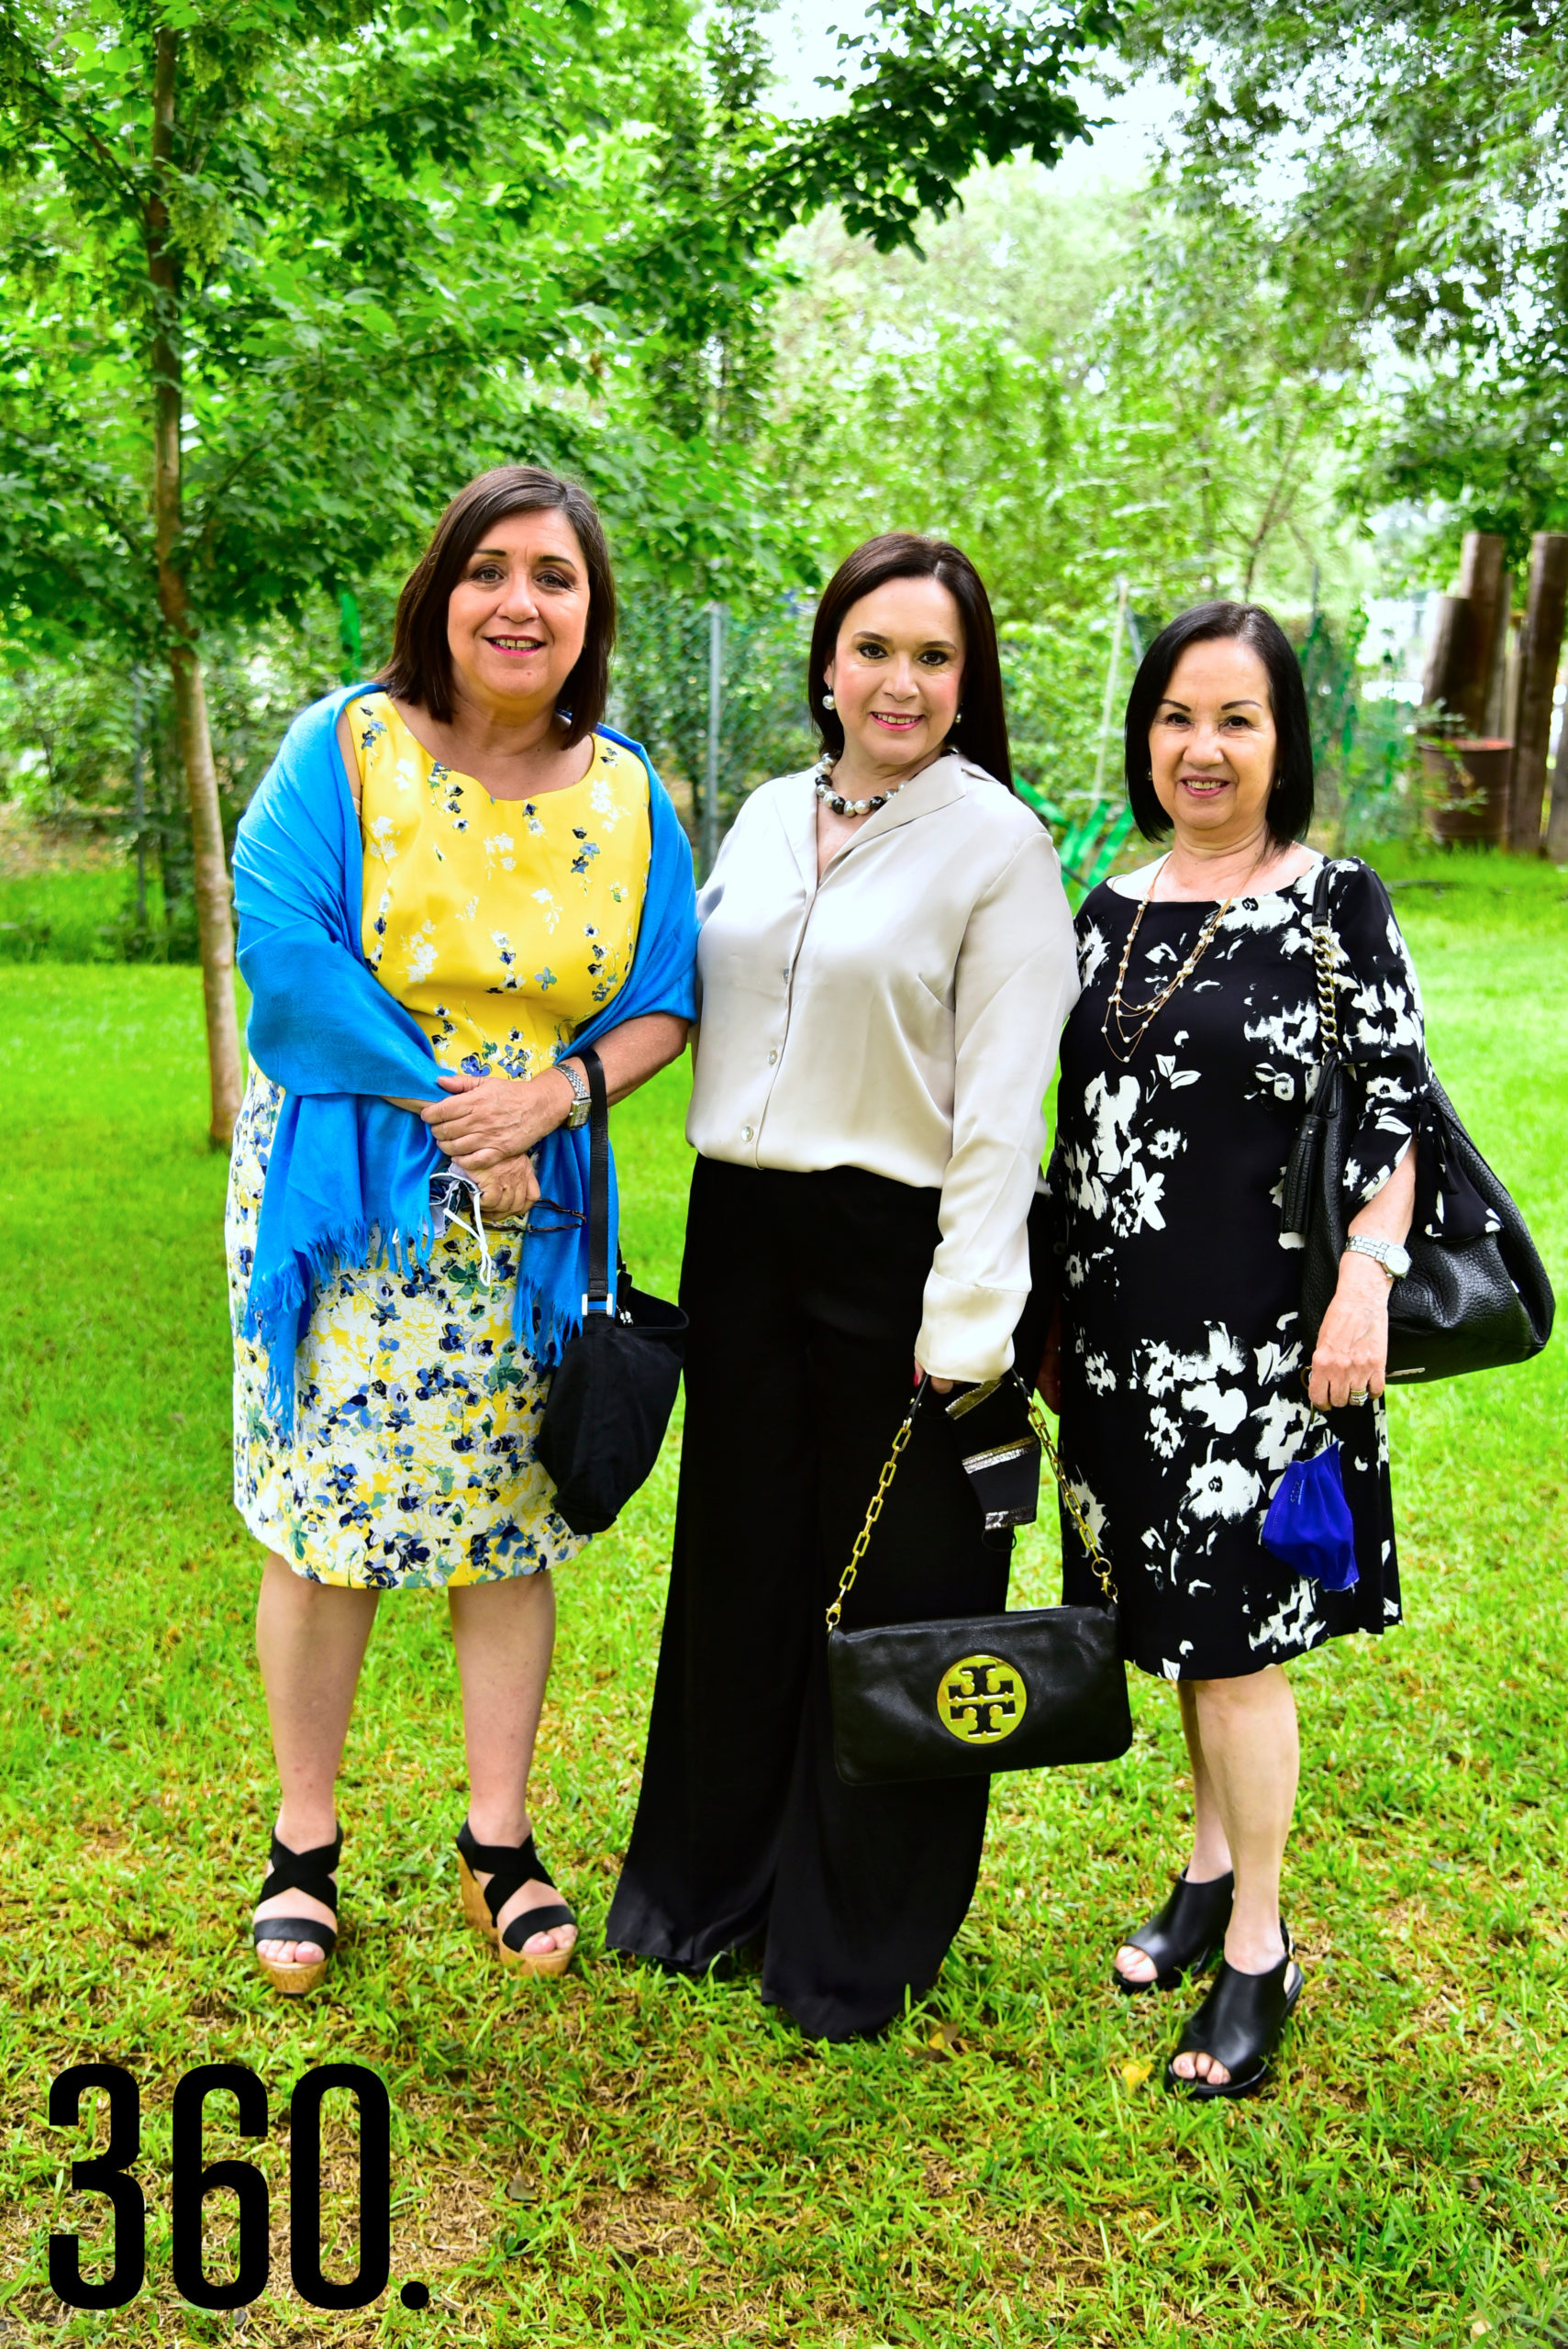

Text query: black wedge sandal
(251, 1827), (341, 1997)
(1114, 1870), (1234, 1994)
(1163, 1928), (1303, 2100)
(455, 1821), (578, 1979)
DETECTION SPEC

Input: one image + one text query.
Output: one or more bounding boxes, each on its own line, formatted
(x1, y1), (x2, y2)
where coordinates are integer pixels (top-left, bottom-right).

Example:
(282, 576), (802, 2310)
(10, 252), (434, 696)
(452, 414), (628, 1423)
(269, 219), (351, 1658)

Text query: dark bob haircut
(1124, 600), (1314, 845)
(807, 532), (1014, 791)
(379, 464), (615, 745)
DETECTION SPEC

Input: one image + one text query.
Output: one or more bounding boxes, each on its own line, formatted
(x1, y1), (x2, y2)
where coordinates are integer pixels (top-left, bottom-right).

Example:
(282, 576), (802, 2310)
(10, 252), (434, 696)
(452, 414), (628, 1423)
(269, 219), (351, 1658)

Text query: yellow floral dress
(226, 695), (652, 1590)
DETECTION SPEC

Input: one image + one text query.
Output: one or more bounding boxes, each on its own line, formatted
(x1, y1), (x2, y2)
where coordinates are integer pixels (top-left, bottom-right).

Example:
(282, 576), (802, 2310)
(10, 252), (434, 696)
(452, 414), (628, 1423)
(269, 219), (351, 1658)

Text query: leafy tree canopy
(0, 0), (826, 656)
(0, 0), (1124, 661)
(1119, 0), (1568, 561)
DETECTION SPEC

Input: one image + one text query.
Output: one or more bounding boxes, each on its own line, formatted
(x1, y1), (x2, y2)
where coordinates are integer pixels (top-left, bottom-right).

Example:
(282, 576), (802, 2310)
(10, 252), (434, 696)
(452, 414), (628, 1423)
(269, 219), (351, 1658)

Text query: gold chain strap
(1025, 1394), (1118, 1604)
(1311, 904), (1340, 1054)
(824, 1382), (1118, 1634)
(825, 1404), (916, 1632)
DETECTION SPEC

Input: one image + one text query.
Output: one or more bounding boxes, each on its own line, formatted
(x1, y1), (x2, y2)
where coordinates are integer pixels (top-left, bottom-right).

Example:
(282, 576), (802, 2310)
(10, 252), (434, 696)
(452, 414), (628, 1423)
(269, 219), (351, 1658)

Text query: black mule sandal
(1164, 1929), (1302, 2100)
(1115, 1870), (1234, 1994)
(455, 1821), (577, 1978)
(251, 1826), (342, 1996)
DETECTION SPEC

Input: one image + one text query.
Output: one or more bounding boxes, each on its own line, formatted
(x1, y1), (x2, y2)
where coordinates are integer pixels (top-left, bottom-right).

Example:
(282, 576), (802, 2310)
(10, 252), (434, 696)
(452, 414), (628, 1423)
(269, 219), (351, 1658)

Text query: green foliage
(773, 172), (1351, 616)
(1122, 0), (1568, 562)
(749, 0), (1118, 254)
(0, 0), (1118, 661)
(765, 165), (1367, 813)
(0, 0), (824, 657)
(1, 857), (1565, 2340)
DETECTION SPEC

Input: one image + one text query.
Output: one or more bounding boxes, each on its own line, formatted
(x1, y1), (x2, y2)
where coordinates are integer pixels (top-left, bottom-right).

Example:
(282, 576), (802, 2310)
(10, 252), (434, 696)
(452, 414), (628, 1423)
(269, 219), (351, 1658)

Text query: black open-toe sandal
(1115, 1870), (1234, 1994)
(1163, 1929), (1302, 2100)
(251, 1827), (341, 1997)
(455, 1821), (577, 1978)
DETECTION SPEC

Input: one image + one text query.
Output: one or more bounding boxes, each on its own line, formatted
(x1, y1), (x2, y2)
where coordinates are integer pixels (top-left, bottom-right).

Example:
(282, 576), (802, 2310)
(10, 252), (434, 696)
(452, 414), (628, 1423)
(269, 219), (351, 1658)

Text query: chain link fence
(609, 593), (1140, 897)
(608, 595), (817, 877)
(1298, 610), (1428, 850)
(2, 587), (1431, 963)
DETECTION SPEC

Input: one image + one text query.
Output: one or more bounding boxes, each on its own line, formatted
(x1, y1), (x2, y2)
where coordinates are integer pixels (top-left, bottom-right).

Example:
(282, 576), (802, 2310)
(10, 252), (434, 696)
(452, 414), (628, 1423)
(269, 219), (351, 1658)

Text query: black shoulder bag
(535, 1046), (687, 1534)
(1282, 859), (1553, 1382)
(826, 1377), (1132, 1787)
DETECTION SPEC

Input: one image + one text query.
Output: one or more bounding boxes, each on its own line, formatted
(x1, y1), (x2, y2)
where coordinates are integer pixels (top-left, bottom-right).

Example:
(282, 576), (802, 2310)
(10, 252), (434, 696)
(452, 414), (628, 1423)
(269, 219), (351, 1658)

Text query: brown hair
(806, 532), (1014, 791)
(378, 465), (615, 742)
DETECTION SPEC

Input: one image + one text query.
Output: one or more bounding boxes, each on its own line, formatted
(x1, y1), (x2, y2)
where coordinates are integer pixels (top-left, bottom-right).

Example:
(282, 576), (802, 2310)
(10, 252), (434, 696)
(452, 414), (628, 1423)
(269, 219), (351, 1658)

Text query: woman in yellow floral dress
(228, 466), (695, 1992)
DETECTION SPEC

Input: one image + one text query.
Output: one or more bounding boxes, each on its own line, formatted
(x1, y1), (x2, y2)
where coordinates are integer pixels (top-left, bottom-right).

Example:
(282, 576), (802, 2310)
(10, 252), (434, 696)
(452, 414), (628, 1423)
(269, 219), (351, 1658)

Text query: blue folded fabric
(232, 685), (697, 1437)
(1262, 1436), (1359, 1591)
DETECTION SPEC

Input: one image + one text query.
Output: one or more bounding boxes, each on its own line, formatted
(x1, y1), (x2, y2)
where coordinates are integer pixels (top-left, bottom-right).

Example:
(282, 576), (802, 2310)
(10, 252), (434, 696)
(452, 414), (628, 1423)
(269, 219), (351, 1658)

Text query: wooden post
(1448, 531), (1508, 736)
(1510, 533), (1568, 852)
(1422, 594), (1465, 718)
(1485, 600), (1518, 743)
(1546, 731), (1568, 863)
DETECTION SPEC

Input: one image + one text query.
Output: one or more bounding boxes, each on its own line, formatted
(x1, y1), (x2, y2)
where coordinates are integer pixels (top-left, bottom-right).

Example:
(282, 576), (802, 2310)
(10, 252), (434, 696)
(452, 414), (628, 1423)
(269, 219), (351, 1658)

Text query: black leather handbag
(826, 1377), (1132, 1787)
(535, 1047), (687, 1534)
(1283, 859), (1554, 1383)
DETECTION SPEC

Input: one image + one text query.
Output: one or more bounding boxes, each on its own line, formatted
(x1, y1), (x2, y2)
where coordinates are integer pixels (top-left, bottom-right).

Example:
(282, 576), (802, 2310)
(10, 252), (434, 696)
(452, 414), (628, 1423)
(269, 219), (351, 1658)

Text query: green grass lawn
(1, 852), (1565, 2347)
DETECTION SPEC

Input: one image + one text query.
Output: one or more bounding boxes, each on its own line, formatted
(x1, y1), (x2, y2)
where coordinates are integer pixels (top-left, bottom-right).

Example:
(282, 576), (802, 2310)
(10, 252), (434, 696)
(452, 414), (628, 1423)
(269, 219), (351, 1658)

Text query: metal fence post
(131, 665), (148, 930)
(1091, 576), (1129, 804)
(703, 601), (725, 878)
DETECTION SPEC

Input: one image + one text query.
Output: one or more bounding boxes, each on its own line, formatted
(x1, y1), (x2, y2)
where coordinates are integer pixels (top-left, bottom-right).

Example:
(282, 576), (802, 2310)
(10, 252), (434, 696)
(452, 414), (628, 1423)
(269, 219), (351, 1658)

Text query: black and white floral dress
(1045, 857), (1426, 1680)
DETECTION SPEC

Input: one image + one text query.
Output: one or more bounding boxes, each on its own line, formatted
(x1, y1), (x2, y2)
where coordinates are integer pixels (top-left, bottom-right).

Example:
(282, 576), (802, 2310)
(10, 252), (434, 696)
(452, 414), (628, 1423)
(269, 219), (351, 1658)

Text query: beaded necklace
(811, 754), (914, 818)
(1101, 853), (1237, 1065)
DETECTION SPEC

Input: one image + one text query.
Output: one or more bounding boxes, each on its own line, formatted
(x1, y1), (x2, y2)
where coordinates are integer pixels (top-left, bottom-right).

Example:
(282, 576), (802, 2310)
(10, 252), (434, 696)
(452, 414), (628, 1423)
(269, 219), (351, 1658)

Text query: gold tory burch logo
(936, 1654), (1028, 1744)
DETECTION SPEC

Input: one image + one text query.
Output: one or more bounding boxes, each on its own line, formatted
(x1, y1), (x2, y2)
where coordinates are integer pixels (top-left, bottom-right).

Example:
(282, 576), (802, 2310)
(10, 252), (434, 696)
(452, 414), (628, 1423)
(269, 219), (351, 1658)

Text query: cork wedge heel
(454, 1820), (577, 1979)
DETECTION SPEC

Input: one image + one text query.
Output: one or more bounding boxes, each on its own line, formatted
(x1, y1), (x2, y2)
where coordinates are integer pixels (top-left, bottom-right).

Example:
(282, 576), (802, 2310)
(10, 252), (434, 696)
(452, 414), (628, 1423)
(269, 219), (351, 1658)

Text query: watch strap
(559, 1055), (591, 1128)
(1345, 1235), (1407, 1278)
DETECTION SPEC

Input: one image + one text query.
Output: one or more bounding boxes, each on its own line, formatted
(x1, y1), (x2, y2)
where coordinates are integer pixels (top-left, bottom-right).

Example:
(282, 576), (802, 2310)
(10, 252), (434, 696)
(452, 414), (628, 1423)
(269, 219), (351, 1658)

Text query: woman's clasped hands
(421, 1065), (577, 1220)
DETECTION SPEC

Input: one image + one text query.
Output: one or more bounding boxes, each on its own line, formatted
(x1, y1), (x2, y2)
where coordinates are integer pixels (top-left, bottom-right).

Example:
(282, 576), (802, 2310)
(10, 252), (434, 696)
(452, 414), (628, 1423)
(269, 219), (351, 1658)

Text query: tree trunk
(1510, 534), (1568, 853)
(148, 27), (241, 1149)
(1448, 530), (1508, 738)
(1421, 593), (1465, 720)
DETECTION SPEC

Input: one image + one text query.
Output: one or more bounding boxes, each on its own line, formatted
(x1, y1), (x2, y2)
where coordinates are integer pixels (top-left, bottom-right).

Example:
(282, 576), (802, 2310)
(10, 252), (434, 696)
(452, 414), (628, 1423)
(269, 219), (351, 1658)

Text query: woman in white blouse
(606, 533), (1079, 2038)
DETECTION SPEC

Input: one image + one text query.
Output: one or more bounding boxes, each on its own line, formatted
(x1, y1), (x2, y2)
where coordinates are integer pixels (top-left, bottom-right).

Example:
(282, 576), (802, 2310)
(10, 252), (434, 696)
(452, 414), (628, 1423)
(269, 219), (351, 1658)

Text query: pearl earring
(821, 692), (836, 711)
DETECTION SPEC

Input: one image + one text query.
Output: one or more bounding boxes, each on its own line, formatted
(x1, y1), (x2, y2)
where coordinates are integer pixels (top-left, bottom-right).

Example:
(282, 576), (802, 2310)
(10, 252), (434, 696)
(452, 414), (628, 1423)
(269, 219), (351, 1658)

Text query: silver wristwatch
(1344, 1236), (1411, 1280)
(558, 1057), (591, 1130)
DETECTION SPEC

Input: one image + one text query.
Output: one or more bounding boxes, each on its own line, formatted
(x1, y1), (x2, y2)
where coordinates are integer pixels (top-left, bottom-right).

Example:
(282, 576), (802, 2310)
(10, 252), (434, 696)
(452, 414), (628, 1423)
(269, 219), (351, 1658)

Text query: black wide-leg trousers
(606, 1155), (1034, 2041)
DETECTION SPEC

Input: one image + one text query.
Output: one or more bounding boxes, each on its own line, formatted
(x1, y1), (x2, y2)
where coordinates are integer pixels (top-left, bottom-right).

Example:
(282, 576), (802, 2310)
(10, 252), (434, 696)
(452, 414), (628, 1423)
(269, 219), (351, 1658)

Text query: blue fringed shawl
(233, 685), (697, 1435)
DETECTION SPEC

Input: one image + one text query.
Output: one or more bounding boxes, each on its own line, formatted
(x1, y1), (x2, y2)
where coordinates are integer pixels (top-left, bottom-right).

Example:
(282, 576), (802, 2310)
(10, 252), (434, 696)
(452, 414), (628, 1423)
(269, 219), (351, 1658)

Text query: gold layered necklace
(1101, 853), (1237, 1065)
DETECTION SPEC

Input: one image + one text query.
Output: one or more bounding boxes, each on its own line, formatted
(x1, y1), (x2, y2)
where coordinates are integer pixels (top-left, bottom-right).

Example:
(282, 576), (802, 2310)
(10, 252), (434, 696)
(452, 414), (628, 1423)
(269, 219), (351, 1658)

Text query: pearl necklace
(812, 756), (910, 818)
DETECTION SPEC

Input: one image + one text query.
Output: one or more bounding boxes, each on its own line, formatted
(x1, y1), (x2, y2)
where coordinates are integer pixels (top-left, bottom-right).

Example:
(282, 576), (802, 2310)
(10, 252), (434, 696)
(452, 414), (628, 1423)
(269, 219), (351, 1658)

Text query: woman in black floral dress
(1040, 602), (1423, 2099)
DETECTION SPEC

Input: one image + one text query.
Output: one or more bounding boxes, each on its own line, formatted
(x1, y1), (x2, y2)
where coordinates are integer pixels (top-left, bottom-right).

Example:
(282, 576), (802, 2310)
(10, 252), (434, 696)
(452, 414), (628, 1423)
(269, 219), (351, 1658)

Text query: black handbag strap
(575, 1042), (613, 1315)
(824, 1376), (1118, 1634)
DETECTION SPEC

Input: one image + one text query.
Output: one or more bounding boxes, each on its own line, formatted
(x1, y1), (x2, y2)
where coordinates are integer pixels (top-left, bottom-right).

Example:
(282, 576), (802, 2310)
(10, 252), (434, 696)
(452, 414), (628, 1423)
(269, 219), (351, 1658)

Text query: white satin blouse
(685, 751), (1080, 1381)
